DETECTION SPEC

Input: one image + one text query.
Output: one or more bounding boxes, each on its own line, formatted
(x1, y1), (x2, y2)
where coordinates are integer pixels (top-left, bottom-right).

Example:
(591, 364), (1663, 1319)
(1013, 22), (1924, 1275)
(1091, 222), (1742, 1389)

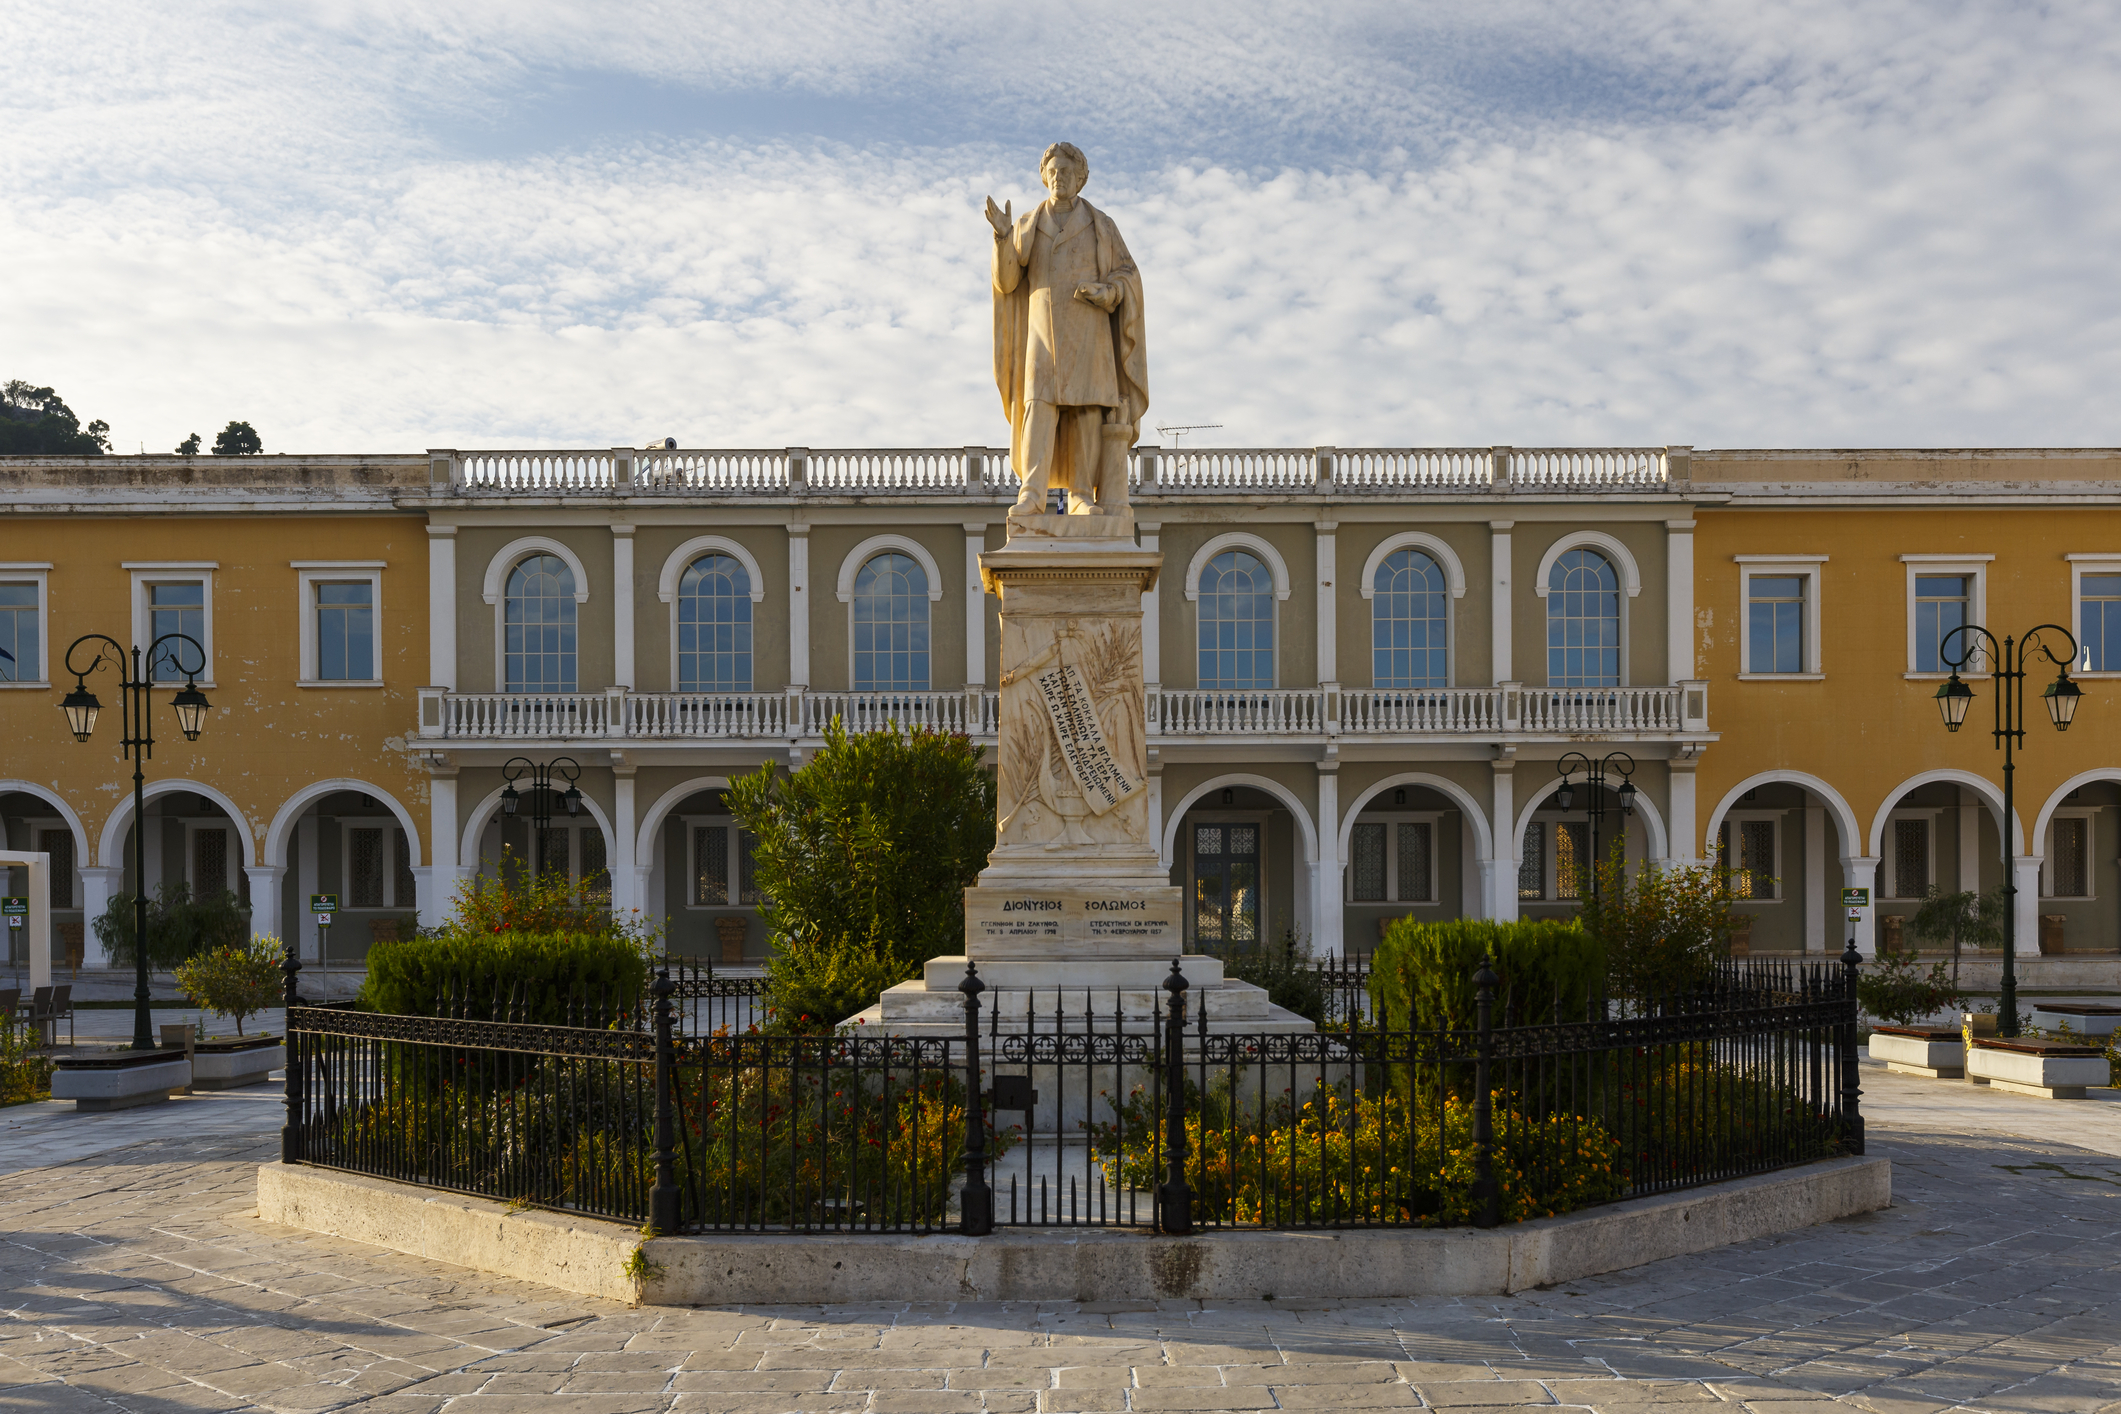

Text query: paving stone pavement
(6, 1107), (2121, 1411)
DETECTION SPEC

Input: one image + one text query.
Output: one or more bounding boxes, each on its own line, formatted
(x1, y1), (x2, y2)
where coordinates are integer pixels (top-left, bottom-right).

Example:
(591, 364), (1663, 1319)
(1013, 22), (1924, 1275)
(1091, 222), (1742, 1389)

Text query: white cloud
(4, 1), (2119, 453)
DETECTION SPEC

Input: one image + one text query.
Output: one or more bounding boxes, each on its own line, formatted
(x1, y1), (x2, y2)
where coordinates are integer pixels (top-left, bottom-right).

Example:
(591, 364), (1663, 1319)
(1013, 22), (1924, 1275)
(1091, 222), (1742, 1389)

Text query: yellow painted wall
(0, 515), (429, 867)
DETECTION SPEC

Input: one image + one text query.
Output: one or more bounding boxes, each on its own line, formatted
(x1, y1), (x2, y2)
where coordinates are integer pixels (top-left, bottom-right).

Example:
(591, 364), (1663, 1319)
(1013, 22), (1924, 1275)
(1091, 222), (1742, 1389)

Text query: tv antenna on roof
(1156, 423), (1223, 449)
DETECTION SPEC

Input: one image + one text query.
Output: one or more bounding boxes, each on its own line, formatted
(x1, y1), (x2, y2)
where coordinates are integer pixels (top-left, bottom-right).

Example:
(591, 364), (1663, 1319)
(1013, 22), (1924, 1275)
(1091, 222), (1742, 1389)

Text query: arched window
(505, 554), (577, 692)
(1547, 549), (1620, 687)
(1198, 550), (1276, 690)
(852, 552), (929, 691)
(677, 554), (753, 692)
(1371, 549), (1449, 689)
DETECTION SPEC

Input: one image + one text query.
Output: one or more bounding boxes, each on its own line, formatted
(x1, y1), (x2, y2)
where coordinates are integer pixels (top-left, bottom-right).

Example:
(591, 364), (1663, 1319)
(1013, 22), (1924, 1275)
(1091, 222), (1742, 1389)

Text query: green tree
(1909, 886), (2004, 988)
(93, 883), (250, 971)
(211, 421), (262, 455)
(176, 432), (201, 456)
(0, 381), (110, 455)
(174, 936), (285, 1035)
(1576, 844), (1737, 1003)
(728, 721), (996, 1032)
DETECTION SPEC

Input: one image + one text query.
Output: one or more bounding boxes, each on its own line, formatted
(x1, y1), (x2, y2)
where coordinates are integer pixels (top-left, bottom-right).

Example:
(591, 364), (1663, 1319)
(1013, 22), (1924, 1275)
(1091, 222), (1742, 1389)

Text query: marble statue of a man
(986, 143), (1149, 516)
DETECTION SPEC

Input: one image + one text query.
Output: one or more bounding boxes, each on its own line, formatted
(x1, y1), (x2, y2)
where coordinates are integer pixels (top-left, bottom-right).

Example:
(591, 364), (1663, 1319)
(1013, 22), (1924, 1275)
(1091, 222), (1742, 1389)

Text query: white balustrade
(458, 453), (615, 490)
(1518, 687), (1684, 732)
(626, 692), (790, 739)
(634, 451), (787, 493)
(1151, 449), (1316, 492)
(802, 691), (985, 735)
(1509, 448), (1667, 489)
(1155, 690), (1326, 735)
(1339, 689), (1503, 734)
(1335, 449), (1494, 491)
(442, 693), (613, 738)
(807, 449), (966, 494)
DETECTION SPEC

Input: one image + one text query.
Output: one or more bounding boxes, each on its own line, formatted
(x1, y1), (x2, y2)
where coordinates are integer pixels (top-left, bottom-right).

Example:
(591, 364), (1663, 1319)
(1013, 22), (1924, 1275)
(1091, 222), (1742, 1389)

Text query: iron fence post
(959, 961), (994, 1235)
(1471, 955), (1500, 1229)
(1839, 940), (1866, 1155)
(280, 938), (304, 1165)
(1158, 959), (1193, 1235)
(650, 967), (680, 1234)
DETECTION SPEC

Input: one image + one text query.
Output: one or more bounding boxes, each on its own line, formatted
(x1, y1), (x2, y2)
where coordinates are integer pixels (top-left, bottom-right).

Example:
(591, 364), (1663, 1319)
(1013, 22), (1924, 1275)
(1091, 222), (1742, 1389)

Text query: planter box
(190, 1039), (285, 1090)
(50, 1050), (192, 1111)
(1869, 1027), (1965, 1079)
(1967, 1039), (2110, 1099)
(2029, 1003), (2121, 1038)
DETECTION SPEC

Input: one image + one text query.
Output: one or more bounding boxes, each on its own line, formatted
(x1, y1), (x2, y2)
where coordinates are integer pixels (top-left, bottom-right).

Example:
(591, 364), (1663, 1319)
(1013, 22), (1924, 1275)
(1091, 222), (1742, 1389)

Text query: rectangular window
(737, 829), (760, 905)
(2051, 817), (2089, 898)
(1192, 822), (1260, 946)
(1722, 819), (1777, 900)
(149, 581), (207, 681)
(394, 829), (416, 909)
(1350, 823), (1387, 901)
(695, 825), (729, 905)
(2081, 574), (2121, 672)
(193, 827), (228, 899)
(1518, 821), (1546, 900)
(1892, 818), (1930, 898)
(536, 826), (571, 883)
(315, 582), (374, 681)
(1914, 575), (1970, 673)
(38, 828), (72, 908)
(0, 583), (39, 683)
(1396, 822), (1432, 903)
(1555, 822), (1587, 901)
(579, 828), (608, 905)
(1746, 576), (1806, 674)
(349, 828), (385, 908)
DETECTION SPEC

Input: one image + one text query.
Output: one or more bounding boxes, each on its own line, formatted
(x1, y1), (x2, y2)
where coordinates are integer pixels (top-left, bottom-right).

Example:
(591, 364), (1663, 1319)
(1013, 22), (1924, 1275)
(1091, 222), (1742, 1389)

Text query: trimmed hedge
(1369, 917), (1603, 1031)
(360, 930), (648, 1025)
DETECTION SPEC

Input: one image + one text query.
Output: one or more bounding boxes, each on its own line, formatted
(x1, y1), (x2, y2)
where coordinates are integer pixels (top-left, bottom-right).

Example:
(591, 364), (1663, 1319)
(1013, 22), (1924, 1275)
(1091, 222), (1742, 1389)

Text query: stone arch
(262, 779), (423, 872)
(1867, 768), (2020, 856)
(2031, 768), (2121, 853)
(459, 783), (617, 880)
(835, 535), (944, 603)
(1513, 774), (1669, 864)
(97, 779), (255, 870)
(1702, 771), (1861, 863)
(1159, 772), (1319, 869)
(0, 780), (91, 877)
(1183, 532), (1292, 602)
(1336, 772), (1493, 863)
(635, 775), (737, 865)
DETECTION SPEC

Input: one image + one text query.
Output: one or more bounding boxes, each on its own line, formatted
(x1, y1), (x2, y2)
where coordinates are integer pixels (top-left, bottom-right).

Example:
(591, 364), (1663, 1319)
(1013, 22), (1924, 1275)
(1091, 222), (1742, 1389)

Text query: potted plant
(172, 935), (287, 1088)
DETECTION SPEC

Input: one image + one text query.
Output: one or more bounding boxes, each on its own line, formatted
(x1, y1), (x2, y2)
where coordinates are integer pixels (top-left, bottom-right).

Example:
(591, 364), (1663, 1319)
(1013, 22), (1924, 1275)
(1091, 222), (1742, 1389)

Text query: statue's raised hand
(984, 196), (1013, 237)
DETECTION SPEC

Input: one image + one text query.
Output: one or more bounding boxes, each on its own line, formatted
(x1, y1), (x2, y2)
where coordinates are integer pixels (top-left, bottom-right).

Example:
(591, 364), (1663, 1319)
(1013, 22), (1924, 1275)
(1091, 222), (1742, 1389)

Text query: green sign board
(309, 894), (339, 914)
(1841, 888), (1870, 907)
(0, 897), (26, 915)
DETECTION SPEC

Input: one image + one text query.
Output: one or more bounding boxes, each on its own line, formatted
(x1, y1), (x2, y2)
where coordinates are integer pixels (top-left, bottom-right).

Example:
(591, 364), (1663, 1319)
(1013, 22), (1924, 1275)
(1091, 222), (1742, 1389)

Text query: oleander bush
(174, 935), (285, 1036)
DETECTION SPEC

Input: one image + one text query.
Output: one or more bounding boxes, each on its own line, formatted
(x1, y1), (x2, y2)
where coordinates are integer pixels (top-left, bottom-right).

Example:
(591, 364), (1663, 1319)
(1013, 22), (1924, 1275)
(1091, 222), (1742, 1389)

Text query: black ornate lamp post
(60, 632), (212, 1051)
(1932, 624), (2082, 1037)
(500, 756), (583, 831)
(1555, 750), (1637, 906)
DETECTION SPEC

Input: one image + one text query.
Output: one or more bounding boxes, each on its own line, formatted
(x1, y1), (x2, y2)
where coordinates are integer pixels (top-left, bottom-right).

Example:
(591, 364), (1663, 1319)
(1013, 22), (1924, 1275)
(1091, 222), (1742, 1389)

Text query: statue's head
(1040, 143), (1089, 202)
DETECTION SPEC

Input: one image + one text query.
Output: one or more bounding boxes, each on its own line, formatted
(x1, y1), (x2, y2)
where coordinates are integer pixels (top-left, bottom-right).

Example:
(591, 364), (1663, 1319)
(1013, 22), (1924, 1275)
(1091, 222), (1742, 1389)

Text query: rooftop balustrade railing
(283, 952), (1861, 1237)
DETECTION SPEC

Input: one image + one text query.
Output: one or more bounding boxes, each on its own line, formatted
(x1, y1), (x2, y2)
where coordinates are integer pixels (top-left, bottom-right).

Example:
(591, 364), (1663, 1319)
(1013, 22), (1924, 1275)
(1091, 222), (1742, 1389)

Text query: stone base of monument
(848, 955), (1317, 1037)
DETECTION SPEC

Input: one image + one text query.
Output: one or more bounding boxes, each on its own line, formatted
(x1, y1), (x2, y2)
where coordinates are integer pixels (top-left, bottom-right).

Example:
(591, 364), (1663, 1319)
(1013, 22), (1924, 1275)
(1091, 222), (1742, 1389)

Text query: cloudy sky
(7, 1), (2119, 453)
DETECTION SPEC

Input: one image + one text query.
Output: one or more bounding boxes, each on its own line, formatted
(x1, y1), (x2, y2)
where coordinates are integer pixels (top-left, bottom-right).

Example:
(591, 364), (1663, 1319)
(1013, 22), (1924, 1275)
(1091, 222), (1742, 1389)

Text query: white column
(1666, 519), (1696, 685)
(297, 814), (320, 962)
(612, 524), (636, 689)
(1139, 522), (1162, 687)
(1666, 759), (1698, 864)
(2013, 855), (2042, 954)
(964, 523), (988, 687)
(611, 762), (638, 918)
(425, 767), (459, 929)
(1489, 755), (1518, 921)
(1314, 521), (1337, 686)
(1805, 805), (1826, 953)
(1460, 815), (1480, 922)
(78, 866), (121, 966)
(1148, 771), (1165, 870)
(1489, 521), (1513, 684)
(1958, 796), (1980, 891)
(427, 525), (457, 690)
(244, 865), (285, 941)
(1842, 856), (1880, 956)
(1313, 766), (1342, 957)
(0, 852), (53, 993)
(788, 526), (811, 687)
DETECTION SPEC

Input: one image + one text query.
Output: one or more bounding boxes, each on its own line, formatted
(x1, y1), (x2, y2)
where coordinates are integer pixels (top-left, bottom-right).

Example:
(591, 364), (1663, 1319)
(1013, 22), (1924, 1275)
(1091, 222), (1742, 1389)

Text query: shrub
(1369, 918), (1602, 1032)
(361, 929), (648, 1025)
(1220, 930), (1326, 1025)
(2, 1017), (54, 1106)
(174, 935), (284, 1035)
(1576, 848), (1737, 1002)
(729, 721), (996, 1031)
(93, 884), (248, 971)
(1857, 948), (1963, 1027)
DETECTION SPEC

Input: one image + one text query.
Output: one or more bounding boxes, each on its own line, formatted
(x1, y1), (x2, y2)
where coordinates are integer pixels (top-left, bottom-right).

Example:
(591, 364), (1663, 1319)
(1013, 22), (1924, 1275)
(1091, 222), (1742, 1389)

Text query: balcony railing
(417, 683), (1706, 742)
(434, 446), (1682, 496)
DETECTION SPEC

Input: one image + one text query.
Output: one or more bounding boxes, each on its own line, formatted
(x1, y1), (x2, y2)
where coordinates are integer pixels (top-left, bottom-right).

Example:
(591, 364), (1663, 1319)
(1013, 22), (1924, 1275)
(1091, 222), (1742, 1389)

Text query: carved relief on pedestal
(995, 615), (1147, 851)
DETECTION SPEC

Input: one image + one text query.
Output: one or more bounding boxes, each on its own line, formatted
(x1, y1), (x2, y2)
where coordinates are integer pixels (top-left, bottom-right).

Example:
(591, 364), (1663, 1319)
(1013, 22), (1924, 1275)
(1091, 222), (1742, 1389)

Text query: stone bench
(50, 1050), (192, 1111)
(1967, 1039), (2110, 1099)
(190, 1039), (286, 1090)
(2029, 1003), (2121, 1038)
(1870, 1027), (1965, 1079)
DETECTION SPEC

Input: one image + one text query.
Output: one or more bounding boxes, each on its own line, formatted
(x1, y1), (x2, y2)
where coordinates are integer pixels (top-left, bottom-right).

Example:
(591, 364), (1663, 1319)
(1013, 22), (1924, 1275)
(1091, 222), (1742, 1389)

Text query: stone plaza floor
(4, 1062), (2121, 1413)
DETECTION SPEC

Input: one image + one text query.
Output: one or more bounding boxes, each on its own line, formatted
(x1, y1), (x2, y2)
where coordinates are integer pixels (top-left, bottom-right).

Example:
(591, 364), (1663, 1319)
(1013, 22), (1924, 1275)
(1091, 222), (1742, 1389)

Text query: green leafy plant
(1, 1016), (55, 1106)
(211, 420), (262, 455)
(729, 720), (996, 1032)
(1909, 887), (2005, 987)
(361, 928), (648, 1024)
(1, 380), (111, 455)
(173, 935), (284, 1035)
(93, 884), (249, 972)
(1857, 948), (1963, 1027)
(1369, 918), (1603, 1032)
(1576, 846), (1738, 1002)
(1219, 929), (1326, 1024)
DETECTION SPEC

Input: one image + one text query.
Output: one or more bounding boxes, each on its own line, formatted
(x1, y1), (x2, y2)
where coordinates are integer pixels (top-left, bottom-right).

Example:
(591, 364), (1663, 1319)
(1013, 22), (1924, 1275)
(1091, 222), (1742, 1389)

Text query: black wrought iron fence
(280, 948), (1862, 1237)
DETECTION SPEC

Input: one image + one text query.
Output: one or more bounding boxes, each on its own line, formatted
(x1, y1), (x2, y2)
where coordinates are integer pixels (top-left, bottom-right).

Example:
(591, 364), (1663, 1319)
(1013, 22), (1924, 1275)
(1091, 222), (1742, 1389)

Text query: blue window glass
(1746, 576), (1805, 674)
(505, 555), (577, 692)
(315, 582), (374, 681)
(852, 552), (929, 692)
(677, 555), (753, 692)
(1546, 550), (1620, 688)
(0, 583), (36, 683)
(148, 581), (205, 682)
(1198, 550), (1275, 690)
(1914, 575), (1969, 672)
(2081, 575), (2121, 672)
(1371, 549), (1449, 689)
